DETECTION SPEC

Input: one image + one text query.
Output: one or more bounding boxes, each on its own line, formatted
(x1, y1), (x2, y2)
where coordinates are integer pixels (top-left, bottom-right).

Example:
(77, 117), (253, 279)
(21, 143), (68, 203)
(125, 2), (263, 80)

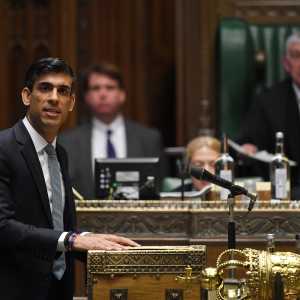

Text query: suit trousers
(47, 273), (72, 300)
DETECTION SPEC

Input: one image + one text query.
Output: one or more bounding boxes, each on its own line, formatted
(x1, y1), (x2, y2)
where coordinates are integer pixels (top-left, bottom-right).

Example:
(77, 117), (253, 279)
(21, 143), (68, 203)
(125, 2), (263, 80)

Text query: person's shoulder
(0, 123), (21, 159)
(59, 121), (91, 141)
(125, 119), (161, 138)
(0, 122), (20, 143)
(260, 78), (292, 100)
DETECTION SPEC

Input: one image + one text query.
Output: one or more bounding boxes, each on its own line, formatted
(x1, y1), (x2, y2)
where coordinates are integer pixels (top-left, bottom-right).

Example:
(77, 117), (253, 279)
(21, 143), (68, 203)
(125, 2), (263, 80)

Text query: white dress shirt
(23, 117), (67, 251)
(91, 115), (127, 172)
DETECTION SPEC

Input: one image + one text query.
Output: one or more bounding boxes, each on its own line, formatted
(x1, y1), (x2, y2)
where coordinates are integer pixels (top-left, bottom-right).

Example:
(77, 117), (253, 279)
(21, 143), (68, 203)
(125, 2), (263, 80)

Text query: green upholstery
(218, 18), (300, 139)
(161, 177), (192, 192)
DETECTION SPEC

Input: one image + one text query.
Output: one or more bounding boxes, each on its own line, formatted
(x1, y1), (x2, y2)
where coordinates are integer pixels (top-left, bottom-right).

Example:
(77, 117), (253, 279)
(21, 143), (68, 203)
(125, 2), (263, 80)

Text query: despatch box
(87, 245), (206, 300)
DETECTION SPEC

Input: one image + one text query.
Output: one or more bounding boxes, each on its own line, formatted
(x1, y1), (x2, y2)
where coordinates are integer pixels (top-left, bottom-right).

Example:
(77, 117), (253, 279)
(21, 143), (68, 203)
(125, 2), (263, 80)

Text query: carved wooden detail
(78, 212), (189, 236)
(219, 0), (300, 21)
(77, 202), (300, 241)
(235, 3), (300, 19)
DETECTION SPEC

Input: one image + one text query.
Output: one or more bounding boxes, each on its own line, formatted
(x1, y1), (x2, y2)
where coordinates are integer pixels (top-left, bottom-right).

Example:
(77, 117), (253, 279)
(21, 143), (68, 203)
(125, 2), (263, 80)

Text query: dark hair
(81, 62), (124, 93)
(24, 57), (75, 91)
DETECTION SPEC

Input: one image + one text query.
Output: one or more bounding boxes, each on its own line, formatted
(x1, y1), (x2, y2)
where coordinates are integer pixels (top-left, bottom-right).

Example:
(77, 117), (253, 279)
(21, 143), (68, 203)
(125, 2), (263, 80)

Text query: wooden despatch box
(87, 245), (206, 300)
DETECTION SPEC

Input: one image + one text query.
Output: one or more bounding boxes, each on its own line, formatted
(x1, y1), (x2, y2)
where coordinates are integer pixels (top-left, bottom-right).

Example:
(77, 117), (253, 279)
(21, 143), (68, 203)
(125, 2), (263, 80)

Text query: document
(228, 139), (297, 166)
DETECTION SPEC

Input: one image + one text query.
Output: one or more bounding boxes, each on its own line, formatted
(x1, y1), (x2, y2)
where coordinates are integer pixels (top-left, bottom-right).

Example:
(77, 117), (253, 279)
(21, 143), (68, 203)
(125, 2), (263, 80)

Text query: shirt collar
(22, 117), (56, 153)
(92, 114), (124, 132)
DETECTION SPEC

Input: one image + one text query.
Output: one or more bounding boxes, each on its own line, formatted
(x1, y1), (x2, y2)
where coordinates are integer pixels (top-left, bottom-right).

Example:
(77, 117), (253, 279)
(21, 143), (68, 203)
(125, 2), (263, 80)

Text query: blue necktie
(106, 129), (116, 158)
(44, 144), (66, 280)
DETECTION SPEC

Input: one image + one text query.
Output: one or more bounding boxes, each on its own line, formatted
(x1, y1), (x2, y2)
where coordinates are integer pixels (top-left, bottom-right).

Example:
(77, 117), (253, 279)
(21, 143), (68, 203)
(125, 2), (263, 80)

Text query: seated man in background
(178, 136), (220, 191)
(59, 63), (165, 199)
(238, 32), (300, 195)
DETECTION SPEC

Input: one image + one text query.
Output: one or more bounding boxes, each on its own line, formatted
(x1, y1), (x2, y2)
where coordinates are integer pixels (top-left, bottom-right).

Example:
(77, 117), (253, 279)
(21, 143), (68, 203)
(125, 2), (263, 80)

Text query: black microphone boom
(189, 165), (257, 211)
(190, 166), (233, 190)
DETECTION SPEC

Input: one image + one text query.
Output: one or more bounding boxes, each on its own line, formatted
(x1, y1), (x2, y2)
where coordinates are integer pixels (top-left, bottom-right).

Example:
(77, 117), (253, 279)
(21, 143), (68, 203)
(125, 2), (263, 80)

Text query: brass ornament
(201, 248), (300, 299)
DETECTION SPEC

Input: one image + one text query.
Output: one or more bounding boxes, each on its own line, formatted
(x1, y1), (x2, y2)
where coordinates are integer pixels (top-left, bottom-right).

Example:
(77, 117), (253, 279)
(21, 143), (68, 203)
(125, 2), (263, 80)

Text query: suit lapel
(14, 121), (53, 227)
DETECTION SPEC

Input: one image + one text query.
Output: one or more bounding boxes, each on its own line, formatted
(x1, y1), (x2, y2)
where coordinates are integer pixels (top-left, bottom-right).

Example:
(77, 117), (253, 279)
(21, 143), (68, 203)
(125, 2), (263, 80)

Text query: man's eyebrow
(37, 81), (72, 88)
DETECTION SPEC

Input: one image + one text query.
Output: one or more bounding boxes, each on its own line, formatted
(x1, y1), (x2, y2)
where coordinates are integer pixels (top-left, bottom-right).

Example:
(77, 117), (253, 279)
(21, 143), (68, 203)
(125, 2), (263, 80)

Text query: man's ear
(69, 94), (76, 112)
(21, 87), (31, 106)
(119, 90), (126, 105)
(283, 56), (291, 74)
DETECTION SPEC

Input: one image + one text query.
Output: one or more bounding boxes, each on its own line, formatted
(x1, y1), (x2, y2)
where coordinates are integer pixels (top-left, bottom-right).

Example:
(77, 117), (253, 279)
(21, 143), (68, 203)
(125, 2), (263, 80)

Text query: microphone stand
(189, 165), (256, 248)
(226, 184), (251, 249)
(226, 185), (255, 282)
(227, 192), (236, 249)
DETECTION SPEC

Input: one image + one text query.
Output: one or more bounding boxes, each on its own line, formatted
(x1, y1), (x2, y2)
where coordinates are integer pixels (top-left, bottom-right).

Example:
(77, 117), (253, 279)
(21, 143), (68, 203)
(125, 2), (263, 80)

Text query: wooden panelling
(76, 0), (175, 145)
(0, 0), (77, 129)
(77, 0), (149, 123)
(175, 0), (218, 145)
(2, 0), (300, 143)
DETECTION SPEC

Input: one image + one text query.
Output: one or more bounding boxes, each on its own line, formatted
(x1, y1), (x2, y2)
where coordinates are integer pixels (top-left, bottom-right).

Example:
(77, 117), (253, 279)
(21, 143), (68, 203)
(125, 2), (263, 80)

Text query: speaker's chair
(218, 18), (300, 139)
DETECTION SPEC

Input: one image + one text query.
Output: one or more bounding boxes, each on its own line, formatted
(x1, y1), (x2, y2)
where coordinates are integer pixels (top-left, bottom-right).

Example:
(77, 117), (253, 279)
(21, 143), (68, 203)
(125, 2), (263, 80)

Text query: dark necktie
(44, 144), (66, 280)
(106, 129), (116, 158)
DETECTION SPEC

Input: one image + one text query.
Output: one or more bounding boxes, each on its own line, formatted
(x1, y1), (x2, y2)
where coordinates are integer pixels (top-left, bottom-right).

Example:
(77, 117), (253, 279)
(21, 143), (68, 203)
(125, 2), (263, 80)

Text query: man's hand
(72, 233), (140, 251)
(241, 143), (258, 155)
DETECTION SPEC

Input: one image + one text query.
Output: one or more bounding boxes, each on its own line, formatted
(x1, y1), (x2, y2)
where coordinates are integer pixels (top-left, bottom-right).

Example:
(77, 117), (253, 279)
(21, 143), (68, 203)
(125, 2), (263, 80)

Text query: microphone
(189, 165), (257, 211)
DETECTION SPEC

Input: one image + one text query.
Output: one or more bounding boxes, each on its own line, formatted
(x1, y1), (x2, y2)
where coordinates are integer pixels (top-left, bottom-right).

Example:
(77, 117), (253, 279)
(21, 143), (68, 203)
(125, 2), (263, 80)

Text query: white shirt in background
(91, 115), (127, 173)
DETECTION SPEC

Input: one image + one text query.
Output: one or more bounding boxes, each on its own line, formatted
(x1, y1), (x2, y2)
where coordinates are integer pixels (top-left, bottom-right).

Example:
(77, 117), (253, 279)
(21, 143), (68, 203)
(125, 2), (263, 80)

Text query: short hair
(286, 32), (300, 55)
(186, 136), (221, 159)
(24, 57), (75, 91)
(81, 62), (124, 93)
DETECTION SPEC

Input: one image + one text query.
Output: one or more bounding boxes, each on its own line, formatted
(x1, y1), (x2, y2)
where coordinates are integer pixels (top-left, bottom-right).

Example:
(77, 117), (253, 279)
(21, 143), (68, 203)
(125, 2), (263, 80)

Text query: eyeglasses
(36, 82), (73, 97)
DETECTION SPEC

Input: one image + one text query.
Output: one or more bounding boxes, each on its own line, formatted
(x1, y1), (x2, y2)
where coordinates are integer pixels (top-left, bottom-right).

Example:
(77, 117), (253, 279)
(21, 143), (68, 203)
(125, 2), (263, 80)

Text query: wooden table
(75, 200), (300, 296)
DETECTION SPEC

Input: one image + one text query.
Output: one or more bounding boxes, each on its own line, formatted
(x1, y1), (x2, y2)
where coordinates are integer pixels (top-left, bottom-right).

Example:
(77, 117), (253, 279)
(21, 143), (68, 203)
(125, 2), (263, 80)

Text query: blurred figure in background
(238, 32), (300, 195)
(183, 136), (221, 191)
(59, 62), (165, 199)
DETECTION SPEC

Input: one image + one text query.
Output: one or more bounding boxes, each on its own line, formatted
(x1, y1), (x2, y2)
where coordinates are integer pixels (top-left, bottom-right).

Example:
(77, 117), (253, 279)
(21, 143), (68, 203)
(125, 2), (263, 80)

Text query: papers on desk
(228, 139), (297, 166)
(160, 184), (212, 199)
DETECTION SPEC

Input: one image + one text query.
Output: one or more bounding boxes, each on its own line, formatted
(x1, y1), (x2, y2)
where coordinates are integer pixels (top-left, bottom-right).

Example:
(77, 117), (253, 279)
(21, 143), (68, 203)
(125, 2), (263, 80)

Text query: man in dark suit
(0, 57), (138, 300)
(238, 32), (300, 191)
(59, 63), (165, 199)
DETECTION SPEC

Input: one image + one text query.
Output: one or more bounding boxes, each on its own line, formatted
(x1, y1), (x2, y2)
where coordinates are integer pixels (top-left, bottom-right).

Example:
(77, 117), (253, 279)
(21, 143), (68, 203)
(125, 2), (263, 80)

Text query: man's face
(190, 147), (219, 190)
(84, 73), (125, 122)
(22, 72), (75, 134)
(284, 41), (300, 87)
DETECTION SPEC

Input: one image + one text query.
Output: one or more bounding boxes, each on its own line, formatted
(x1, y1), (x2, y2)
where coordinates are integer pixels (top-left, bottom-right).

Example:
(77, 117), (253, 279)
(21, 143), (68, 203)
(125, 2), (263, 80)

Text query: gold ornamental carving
(87, 245), (206, 275)
(201, 248), (300, 299)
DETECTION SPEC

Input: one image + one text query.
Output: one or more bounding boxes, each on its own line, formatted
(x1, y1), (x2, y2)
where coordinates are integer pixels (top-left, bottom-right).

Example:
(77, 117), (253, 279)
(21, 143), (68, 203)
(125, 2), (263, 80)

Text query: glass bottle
(215, 133), (235, 200)
(270, 132), (290, 201)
